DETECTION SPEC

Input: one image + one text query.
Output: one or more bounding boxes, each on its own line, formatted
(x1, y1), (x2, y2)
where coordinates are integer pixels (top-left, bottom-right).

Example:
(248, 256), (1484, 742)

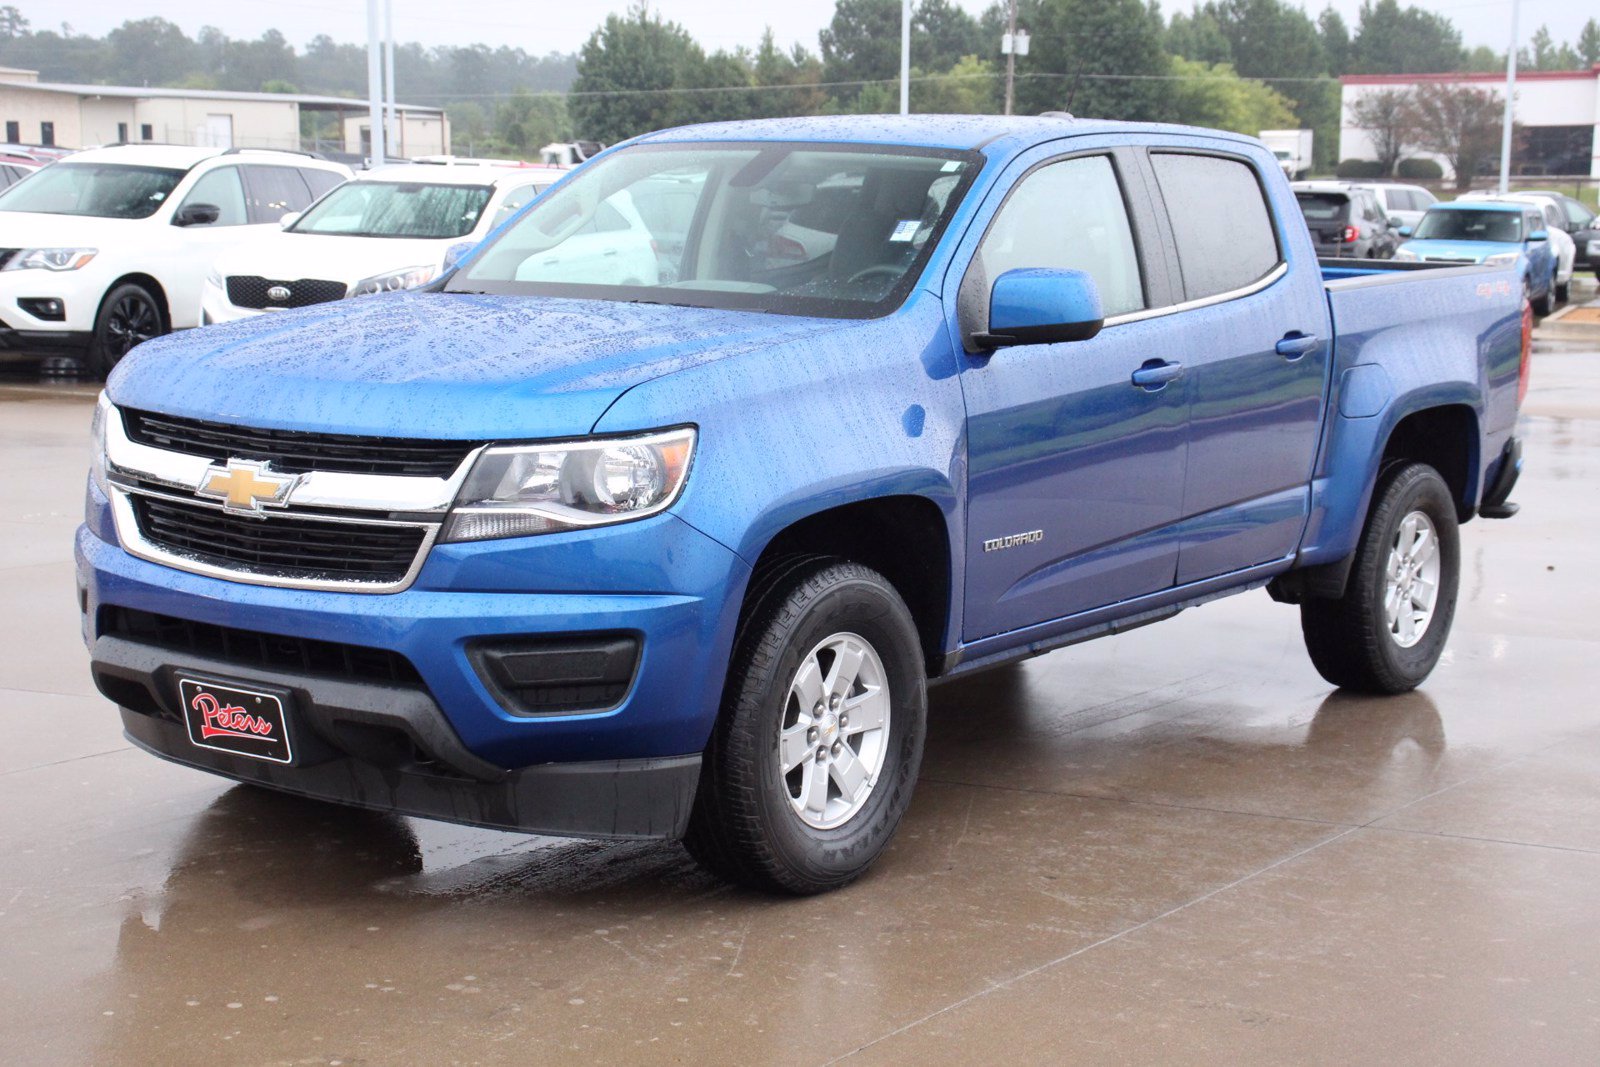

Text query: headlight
(1483, 252), (1520, 266)
(350, 265), (436, 297)
(1392, 248), (1418, 262)
(442, 428), (696, 542)
(89, 393), (111, 495)
(3, 247), (97, 272)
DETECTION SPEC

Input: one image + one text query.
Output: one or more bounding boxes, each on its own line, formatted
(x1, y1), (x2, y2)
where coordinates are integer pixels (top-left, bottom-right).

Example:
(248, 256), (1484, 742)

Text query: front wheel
(88, 282), (165, 378)
(685, 559), (927, 894)
(1300, 462), (1461, 694)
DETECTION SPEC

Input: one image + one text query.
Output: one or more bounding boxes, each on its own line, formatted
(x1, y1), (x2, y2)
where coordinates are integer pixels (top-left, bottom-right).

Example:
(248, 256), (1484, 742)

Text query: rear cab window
(1151, 153), (1282, 300)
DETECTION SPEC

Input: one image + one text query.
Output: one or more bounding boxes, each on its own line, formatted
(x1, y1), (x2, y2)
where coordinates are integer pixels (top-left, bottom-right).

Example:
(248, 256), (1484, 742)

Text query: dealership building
(1339, 64), (1600, 179)
(0, 65), (449, 158)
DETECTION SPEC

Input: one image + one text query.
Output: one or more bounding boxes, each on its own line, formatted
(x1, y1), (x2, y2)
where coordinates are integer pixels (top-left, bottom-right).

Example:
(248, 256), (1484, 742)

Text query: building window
(39, 121), (54, 147)
(140, 123), (153, 141)
(1516, 126), (1594, 178)
(4, 120), (17, 142)
(117, 122), (129, 143)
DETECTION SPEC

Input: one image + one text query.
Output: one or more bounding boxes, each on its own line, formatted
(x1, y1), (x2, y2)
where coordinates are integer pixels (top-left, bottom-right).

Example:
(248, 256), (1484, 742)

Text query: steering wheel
(846, 265), (904, 286)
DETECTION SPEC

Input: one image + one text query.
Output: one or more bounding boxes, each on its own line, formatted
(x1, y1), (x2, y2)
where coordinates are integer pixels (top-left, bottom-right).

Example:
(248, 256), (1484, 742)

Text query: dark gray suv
(1293, 182), (1401, 260)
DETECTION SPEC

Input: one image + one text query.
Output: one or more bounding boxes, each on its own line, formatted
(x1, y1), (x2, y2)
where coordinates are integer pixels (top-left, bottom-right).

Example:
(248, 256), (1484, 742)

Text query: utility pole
(1003, 0), (1018, 117)
(1497, 0), (1519, 194)
(365, 0), (385, 167)
(384, 0), (397, 159)
(899, 0), (911, 115)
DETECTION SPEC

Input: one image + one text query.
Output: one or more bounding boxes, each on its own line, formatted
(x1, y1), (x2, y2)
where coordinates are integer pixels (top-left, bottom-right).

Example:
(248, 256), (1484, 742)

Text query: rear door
(1144, 149), (1332, 584)
(956, 146), (1191, 640)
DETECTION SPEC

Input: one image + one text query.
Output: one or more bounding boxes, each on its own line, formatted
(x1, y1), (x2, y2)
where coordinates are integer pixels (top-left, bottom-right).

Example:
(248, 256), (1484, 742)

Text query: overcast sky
(30, 0), (1595, 60)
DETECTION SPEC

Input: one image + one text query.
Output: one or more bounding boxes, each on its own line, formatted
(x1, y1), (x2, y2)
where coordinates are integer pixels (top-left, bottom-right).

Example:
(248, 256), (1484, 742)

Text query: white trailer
(1260, 129), (1314, 180)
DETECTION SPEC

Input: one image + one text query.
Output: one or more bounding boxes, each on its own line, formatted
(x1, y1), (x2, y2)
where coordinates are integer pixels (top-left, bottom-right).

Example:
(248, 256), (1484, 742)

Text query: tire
(1556, 280), (1569, 304)
(88, 282), (165, 378)
(684, 558), (927, 895)
(1531, 272), (1555, 316)
(1300, 462), (1460, 694)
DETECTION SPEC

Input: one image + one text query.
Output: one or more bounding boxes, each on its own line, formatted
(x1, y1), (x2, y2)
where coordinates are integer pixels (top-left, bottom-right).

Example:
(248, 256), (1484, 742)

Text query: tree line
(1, 1), (1596, 168)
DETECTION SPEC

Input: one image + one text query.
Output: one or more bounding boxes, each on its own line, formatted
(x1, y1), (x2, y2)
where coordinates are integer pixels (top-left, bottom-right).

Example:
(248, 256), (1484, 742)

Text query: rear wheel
(88, 282), (165, 378)
(1555, 279), (1569, 304)
(1531, 270), (1555, 315)
(684, 558), (926, 894)
(1300, 462), (1460, 694)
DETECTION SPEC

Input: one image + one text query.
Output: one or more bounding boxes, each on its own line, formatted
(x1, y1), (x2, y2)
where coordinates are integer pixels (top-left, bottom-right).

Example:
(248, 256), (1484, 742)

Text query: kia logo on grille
(266, 285), (292, 302)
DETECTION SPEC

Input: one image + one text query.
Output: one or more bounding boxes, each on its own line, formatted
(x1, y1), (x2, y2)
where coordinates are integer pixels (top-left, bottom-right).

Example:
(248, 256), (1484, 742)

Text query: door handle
(1130, 360), (1184, 390)
(1275, 333), (1320, 359)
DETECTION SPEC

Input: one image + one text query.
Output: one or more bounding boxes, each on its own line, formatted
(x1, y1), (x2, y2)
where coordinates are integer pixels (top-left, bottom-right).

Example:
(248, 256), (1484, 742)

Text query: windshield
(1412, 209), (1523, 242)
(0, 162), (185, 219)
(1295, 193), (1349, 222)
(445, 141), (981, 318)
(291, 181), (492, 239)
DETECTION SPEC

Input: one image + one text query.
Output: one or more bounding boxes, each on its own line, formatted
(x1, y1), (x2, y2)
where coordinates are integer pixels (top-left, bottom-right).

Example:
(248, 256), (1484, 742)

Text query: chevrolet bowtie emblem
(196, 460), (300, 515)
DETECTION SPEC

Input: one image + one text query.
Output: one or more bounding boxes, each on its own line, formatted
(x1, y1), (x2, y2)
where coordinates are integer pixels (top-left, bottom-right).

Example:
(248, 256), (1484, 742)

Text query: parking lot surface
(3, 335), (1600, 1064)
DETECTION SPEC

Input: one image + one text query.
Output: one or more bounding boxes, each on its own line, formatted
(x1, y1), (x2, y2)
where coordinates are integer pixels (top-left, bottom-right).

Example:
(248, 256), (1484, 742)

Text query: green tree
(1408, 83), (1504, 190)
(819, 0), (905, 105)
(752, 30), (826, 117)
(494, 88), (570, 152)
(568, 4), (702, 142)
(914, 0), (985, 74)
(1347, 87), (1418, 175)
(106, 17), (197, 87)
(1166, 56), (1296, 134)
(1520, 25), (1580, 71)
(1317, 6), (1350, 74)
(1008, 0), (1173, 121)
(1199, 0), (1325, 82)
(1460, 45), (1503, 73)
(1579, 18), (1600, 66)
(911, 54), (998, 114)
(1167, 8), (1233, 65)
(0, 5), (28, 38)
(1350, 0), (1462, 74)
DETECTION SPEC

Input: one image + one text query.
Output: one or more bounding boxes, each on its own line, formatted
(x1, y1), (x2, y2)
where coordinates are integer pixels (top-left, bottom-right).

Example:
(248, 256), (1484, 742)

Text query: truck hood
(108, 290), (850, 439)
(0, 210), (148, 246)
(1397, 239), (1511, 263)
(212, 230), (463, 287)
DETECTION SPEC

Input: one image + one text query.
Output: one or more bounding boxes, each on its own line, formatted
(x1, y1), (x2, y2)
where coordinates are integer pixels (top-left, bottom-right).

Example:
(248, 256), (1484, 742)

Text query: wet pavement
(3, 340), (1600, 1065)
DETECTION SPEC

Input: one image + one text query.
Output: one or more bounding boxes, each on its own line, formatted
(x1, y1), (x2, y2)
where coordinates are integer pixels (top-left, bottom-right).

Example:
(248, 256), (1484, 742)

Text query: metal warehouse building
(1340, 64), (1600, 180)
(0, 65), (449, 158)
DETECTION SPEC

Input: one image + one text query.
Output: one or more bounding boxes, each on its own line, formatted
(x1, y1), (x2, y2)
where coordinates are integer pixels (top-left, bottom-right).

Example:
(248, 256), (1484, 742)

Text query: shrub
(1336, 158), (1387, 179)
(1396, 157), (1444, 180)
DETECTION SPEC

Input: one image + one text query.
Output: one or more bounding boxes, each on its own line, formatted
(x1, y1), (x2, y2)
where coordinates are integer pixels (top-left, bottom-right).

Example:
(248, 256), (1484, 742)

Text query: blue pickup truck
(79, 116), (1527, 894)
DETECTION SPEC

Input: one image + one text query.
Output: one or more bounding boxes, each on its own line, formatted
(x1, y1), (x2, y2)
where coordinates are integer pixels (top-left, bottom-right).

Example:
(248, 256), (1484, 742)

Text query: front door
(959, 151), (1189, 641)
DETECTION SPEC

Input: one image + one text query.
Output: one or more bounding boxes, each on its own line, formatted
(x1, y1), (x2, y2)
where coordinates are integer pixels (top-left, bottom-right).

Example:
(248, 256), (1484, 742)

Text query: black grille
(100, 604), (423, 685)
(132, 494), (426, 584)
(122, 408), (477, 477)
(0, 249), (17, 270)
(226, 275), (348, 309)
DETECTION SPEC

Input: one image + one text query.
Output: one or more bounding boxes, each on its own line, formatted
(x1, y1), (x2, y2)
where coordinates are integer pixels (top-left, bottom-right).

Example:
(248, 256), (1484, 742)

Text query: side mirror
(279, 211), (302, 229)
(1398, 226), (1413, 238)
(1528, 229), (1548, 242)
(442, 241), (476, 271)
(977, 268), (1104, 349)
(173, 202), (221, 227)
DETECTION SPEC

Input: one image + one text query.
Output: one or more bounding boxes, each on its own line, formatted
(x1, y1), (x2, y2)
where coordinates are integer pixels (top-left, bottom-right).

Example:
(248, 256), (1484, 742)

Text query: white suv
(201, 162), (563, 325)
(0, 144), (351, 375)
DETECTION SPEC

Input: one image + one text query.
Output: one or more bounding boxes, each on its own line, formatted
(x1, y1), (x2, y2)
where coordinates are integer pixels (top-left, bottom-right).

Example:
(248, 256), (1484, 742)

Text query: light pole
(899, 0), (911, 115)
(1497, 0), (1519, 194)
(1003, 0), (1018, 116)
(365, 0), (385, 166)
(384, 0), (397, 159)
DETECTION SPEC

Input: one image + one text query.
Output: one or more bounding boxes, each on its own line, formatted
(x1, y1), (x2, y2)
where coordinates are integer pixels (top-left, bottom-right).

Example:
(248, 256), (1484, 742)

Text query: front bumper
(94, 633), (701, 838)
(79, 514), (749, 764)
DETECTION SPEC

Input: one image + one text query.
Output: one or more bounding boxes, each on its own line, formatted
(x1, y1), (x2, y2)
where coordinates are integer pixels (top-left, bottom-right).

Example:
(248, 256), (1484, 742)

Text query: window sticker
(889, 219), (920, 242)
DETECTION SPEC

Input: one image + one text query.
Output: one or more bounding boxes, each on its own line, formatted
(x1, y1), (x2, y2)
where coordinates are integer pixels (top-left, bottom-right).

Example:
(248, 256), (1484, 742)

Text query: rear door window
(1152, 153), (1281, 300)
(300, 166), (345, 200)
